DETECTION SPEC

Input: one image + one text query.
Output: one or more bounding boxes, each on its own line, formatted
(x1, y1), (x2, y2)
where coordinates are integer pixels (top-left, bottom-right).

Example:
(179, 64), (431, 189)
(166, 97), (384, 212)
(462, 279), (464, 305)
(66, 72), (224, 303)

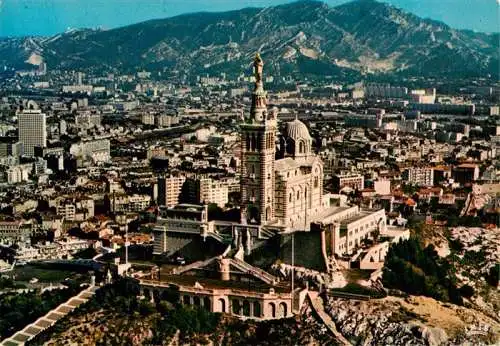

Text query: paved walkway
(1, 286), (99, 346)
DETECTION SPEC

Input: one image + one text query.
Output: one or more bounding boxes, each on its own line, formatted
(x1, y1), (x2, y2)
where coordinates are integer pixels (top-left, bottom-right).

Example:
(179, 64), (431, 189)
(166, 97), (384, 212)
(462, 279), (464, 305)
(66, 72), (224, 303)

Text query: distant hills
(0, 0), (498, 80)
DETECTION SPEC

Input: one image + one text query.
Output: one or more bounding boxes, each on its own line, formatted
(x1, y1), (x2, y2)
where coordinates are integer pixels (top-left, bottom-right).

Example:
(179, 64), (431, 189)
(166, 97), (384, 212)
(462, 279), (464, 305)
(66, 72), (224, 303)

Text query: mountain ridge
(0, 0), (498, 79)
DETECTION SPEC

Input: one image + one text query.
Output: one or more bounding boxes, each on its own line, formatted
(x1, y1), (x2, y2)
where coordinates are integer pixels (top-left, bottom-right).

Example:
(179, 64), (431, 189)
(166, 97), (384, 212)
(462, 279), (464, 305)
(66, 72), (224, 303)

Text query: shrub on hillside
(383, 238), (463, 305)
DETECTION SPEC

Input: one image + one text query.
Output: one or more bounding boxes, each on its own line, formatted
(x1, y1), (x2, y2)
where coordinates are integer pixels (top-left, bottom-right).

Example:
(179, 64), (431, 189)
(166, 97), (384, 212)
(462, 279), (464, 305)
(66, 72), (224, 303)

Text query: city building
(410, 103), (475, 115)
(18, 109), (47, 156)
(152, 204), (213, 255)
(365, 83), (408, 99)
(402, 167), (434, 186)
(56, 198), (95, 221)
(452, 164), (480, 185)
(157, 176), (186, 207)
(0, 138), (23, 158)
(6, 163), (32, 184)
(62, 84), (94, 94)
(142, 113), (155, 125)
(0, 221), (30, 245)
(344, 115), (380, 129)
(110, 194), (151, 213)
(332, 174), (365, 193)
(199, 178), (229, 208)
(311, 205), (388, 256)
(410, 88), (436, 104)
(69, 139), (111, 166)
(75, 113), (102, 129)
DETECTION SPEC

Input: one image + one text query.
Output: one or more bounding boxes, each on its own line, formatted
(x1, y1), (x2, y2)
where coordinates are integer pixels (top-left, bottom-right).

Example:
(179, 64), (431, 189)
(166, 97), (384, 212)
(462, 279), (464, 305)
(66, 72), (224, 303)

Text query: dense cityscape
(0, 0), (499, 345)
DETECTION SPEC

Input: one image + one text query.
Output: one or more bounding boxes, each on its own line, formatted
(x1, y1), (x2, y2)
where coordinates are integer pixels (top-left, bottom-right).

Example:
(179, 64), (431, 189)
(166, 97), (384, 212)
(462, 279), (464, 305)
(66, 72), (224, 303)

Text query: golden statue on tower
(254, 52), (263, 84)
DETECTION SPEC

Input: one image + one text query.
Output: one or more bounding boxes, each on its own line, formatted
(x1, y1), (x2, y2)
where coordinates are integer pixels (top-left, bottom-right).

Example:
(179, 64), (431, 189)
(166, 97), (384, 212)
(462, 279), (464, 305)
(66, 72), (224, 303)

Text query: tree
(383, 237), (464, 305)
(207, 203), (224, 221)
(459, 284), (475, 298)
(486, 264), (499, 287)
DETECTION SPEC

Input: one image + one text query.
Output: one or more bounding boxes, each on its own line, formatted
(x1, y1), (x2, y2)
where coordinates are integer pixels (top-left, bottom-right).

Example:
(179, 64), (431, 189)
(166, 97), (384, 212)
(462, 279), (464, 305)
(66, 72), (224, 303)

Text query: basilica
(241, 53), (328, 230)
(147, 54), (407, 321)
(154, 54), (391, 255)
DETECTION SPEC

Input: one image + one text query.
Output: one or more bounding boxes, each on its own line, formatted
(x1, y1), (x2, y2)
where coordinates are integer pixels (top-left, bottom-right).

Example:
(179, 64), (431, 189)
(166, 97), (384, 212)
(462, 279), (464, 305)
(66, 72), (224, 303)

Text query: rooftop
(153, 275), (291, 294)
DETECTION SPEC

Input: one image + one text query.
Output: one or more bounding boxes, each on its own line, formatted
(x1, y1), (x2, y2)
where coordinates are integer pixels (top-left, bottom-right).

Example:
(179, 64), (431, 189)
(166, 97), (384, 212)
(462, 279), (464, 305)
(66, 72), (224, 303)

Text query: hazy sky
(0, 0), (498, 37)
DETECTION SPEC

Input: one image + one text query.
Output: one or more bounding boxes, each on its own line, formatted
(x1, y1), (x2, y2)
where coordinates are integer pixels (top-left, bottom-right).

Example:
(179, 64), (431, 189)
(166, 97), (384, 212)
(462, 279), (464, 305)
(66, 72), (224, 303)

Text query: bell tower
(240, 53), (277, 225)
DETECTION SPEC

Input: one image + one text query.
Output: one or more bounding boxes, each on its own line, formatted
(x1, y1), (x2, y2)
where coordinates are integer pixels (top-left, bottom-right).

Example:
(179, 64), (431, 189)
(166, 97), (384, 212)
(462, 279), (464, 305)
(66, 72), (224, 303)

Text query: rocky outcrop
(324, 295), (499, 346)
(270, 262), (347, 288)
(449, 227), (500, 320)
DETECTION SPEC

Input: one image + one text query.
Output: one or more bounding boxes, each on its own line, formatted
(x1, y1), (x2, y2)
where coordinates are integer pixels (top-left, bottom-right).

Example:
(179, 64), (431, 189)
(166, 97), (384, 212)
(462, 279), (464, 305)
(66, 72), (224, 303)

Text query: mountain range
(0, 0), (498, 80)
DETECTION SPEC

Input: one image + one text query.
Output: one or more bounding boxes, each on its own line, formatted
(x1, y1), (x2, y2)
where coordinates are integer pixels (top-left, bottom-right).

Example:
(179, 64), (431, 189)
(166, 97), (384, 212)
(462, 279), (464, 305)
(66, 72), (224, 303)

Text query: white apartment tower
(18, 109), (47, 156)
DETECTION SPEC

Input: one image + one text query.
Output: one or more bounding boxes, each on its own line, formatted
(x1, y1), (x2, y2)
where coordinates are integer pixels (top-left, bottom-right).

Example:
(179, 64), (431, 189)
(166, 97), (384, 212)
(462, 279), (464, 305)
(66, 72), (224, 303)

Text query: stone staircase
(259, 228), (277, 239)
(230, 258), (278, 285)
(1, 286), (99, 346)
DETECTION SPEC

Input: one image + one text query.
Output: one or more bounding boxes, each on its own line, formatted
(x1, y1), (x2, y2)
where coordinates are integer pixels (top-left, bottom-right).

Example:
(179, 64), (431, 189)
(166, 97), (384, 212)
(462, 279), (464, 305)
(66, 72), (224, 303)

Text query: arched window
(269, 302), (276, 318)
(253, 302), (261, 317)
(203, 297), (210, 310)
(153, 290), (160, 303)
(242, 300), (250, 316)
(232, 300), (241, 315)
(218, 298), (226, 313)
(250, 164), (255, 174)
(297, 191), (300, 200)
(289, 193), (292, 202)
(143, 288), (151, 301)
(314, 177), (319, 188)
(279, 302), (287, 318)
(299, 141), (304, 153)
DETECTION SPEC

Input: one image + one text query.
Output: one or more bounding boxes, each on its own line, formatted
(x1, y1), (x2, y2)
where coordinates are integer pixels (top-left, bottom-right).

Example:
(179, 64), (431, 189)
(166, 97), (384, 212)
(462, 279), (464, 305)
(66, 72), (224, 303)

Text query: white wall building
(199, 179), (229, 208)
(18, 109), (47, 156)
(402, 167), (434, 186)
(70, 139), (110, 165)
(157, 176), (186, 207)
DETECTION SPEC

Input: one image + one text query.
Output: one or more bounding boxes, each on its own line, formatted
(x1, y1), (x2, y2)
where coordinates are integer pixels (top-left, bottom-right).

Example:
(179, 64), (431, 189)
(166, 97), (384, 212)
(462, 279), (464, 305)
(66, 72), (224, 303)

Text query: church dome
(283, 118), (313, 159)
(286, 119), (312, 141)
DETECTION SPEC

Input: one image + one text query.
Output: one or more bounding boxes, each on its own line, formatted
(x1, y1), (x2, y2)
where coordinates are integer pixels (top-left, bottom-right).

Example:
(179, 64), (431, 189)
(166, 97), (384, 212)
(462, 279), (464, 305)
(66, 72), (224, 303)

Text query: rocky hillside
(1, 0), (498, 79)
(325, 295), (499, 345)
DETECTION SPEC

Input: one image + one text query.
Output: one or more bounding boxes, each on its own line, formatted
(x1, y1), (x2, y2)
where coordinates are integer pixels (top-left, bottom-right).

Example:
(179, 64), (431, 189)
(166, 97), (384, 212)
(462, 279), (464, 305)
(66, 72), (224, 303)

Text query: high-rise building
(77, 72), (84, 85)
(18, 109), (46, 157)
(157, 176), (186, 207)
(240, 53), (277, 224)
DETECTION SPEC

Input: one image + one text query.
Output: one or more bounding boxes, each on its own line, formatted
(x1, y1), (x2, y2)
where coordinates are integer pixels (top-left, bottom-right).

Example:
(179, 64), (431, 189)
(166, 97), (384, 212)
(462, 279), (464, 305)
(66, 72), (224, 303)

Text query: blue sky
(0, 0), (498, 37)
